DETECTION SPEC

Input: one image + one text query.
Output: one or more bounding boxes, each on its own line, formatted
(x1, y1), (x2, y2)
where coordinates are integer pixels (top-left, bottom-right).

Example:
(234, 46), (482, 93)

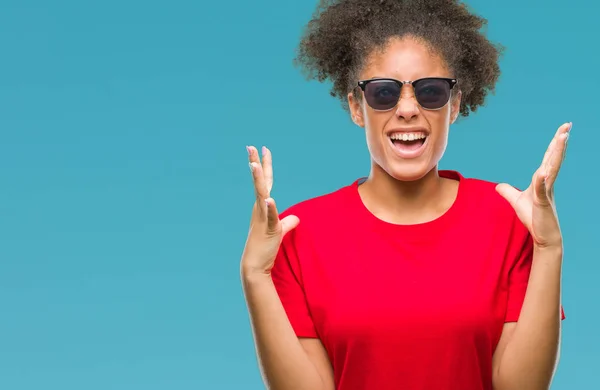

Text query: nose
(394, 88), (419, 120)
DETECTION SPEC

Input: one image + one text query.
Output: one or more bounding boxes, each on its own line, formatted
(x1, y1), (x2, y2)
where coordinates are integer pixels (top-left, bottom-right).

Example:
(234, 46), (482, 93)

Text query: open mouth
(389, 132), (428, 157)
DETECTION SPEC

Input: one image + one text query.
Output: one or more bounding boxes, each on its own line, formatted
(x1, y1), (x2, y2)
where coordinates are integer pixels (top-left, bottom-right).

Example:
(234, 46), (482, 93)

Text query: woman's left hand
(496, 122), (572, 250)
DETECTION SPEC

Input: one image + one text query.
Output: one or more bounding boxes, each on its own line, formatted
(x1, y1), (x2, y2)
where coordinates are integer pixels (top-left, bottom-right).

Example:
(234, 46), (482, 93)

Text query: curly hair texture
(294, 0), (504, 117)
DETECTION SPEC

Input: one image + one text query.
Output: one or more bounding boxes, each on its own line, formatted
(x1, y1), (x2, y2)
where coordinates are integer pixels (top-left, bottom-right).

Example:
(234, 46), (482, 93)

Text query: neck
(358, 163), (456, 225)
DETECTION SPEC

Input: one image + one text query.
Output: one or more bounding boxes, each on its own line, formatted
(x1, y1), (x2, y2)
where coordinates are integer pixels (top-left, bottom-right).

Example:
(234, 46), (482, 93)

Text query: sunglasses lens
(414, 78), (451, 109)
(364, 80), (401, 110)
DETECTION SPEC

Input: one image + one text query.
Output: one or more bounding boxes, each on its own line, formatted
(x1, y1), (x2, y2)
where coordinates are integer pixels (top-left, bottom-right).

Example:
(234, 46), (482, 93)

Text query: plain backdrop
(0, 0), (597, 389)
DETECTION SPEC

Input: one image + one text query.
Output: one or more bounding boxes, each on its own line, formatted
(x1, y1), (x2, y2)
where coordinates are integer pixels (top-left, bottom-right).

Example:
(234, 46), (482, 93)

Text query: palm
(496, 123), (571, 248)
(242, 145), (299, 275)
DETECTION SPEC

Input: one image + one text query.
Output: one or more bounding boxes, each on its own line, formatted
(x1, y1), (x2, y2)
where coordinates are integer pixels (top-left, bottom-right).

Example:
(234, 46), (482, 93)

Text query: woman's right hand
(241, 146), (299, 277)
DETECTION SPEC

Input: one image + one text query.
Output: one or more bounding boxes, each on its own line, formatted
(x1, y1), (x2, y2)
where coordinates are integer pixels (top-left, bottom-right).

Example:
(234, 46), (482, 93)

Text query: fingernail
(262, 146), (267, 156)
(264, 199), (270, 207)
(568, 122), (573, 131)
(246, 146), (251, 156)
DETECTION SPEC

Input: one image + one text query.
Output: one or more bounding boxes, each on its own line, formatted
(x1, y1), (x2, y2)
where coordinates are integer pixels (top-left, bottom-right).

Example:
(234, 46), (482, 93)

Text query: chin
(385, 160), (434, 182)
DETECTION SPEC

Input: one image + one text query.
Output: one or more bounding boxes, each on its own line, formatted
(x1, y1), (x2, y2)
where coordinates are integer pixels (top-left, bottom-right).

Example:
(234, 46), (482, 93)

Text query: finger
(261, 146), (274, 193)
(533, 169), (551, 206)
(247, 146), (269, 212)
(541, 138), (556, 173)
(250, 160), (269, 201)
(265, 197), (300, 236)
(247, 145), (261, 186)
(561, 127), (570, 163)
(541, 123), (570, 169)
(545, 130), (570, 188)
(495, 183), (521, 208)
(264, 197), (277, 233)
(247, 145), (260, 164)
(264, 197), (281, 235)
(281, 214), (300, 236)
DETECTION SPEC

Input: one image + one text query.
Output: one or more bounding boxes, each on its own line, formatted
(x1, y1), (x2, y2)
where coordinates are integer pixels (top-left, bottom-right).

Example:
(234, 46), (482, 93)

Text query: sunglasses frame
(357, 77), (458, 111)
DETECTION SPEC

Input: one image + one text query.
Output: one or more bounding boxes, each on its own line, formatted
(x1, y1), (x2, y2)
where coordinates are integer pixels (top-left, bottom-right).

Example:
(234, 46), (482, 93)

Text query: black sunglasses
(357, 77), (457, 111)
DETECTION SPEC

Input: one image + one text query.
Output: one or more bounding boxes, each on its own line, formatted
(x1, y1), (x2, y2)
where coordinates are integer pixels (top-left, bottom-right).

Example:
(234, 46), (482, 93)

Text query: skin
(241, 35), (568, 390)
(491, 121), (569, 389)
(242, 148), (334, 390)
(347, 36), (462, 225)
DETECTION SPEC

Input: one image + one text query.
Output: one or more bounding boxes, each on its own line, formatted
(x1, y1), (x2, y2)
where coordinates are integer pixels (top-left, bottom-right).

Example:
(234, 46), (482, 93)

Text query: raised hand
(496, 122), (572, 249)
(241, 146), (300, 276)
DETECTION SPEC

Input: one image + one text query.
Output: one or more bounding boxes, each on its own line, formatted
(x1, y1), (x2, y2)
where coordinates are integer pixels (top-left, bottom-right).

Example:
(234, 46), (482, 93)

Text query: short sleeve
(505, 228), (533, 322)
(270, 227), (318, 338)
(505, 223), (566, 322)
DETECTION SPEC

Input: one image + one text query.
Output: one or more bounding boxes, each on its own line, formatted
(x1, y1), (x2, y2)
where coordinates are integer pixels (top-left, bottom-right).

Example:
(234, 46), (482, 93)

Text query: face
(348, 36), (462, 182)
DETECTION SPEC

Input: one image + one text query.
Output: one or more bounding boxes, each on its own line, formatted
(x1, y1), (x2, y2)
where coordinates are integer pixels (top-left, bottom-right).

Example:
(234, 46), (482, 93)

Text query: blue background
(0, 0), (596, 389)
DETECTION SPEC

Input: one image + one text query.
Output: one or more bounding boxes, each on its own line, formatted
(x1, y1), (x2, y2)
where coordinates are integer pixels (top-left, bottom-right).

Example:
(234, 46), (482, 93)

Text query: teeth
(389, 132), (427, 141)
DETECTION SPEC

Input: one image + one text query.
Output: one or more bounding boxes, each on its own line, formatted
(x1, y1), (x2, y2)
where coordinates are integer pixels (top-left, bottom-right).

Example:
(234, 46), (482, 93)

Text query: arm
(241, 145), (335, 390)
(492, 245), (562, 390)
(242, 271), (335, 390)
(493, 122), (571, 389)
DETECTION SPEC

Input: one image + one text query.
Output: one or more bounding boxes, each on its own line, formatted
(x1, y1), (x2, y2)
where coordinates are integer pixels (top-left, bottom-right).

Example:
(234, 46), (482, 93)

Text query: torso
(272, 170), (533, 390)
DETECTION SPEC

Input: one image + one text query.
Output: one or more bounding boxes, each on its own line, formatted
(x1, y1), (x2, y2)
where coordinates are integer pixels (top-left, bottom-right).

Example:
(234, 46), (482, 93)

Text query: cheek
(364, 126), (384, 156)
(429, 115), (451, 153)
(363, 113), (388, 152)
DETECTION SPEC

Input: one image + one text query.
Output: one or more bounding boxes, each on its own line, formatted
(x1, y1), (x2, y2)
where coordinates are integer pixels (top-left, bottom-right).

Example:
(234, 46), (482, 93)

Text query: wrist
(533, 242), (564, 258)
(241, 266), (272, 283)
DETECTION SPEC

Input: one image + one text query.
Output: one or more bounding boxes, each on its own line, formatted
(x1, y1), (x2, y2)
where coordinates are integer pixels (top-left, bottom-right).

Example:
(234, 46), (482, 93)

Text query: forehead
(360, 36), (451, 81)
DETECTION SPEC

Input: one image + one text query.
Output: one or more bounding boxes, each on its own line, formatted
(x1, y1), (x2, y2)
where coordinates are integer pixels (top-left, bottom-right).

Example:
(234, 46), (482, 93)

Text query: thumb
(495, 183), (521, 208)
(281, 215), (300, 236)
(265, 197), (280, 234)
(533, 170), (550, 206)
(265, 197), (300, 236)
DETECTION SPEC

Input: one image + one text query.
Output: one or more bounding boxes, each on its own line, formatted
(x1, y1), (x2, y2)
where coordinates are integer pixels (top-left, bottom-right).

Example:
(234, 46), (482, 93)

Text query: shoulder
(455, 171), (529, 235)
(277, 179), (360, 233)
(458, 172), (501, 196)
(279, 180), (357, 218)
(458, 172), (514, 212)
(274, 180), (359, 256)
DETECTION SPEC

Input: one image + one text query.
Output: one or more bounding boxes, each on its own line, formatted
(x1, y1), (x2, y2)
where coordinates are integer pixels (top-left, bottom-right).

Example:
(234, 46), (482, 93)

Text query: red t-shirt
(271, 170), (564, 390)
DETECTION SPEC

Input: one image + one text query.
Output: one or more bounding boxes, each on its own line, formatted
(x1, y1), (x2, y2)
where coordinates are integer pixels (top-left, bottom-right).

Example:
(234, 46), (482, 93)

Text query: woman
(241, 1), (568, 389)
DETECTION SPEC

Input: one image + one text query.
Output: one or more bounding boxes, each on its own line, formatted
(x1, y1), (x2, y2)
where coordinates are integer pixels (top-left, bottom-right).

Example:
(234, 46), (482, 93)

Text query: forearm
(242, 270), (329, 390)
(494, 245), (563, 390)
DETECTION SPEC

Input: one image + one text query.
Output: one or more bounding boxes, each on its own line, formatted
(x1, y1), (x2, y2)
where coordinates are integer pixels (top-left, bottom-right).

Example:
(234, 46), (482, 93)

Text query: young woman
(241, 1), (568, 389)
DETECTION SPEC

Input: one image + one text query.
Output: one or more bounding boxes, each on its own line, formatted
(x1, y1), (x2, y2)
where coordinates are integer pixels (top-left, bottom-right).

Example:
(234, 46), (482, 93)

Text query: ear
(450, 90), (462, 124)
(348, 91), (365, 128)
